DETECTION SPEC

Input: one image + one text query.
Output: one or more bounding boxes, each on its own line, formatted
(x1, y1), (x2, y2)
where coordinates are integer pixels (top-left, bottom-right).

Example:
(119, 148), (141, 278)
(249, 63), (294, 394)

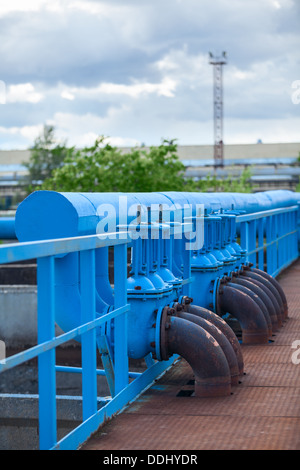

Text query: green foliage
(23, 125), (72, 193)
(179, 166), (253, 193)
(40, 133), (253, 194)
(42, 137), (187, 192)
(194, 167), (253, 193)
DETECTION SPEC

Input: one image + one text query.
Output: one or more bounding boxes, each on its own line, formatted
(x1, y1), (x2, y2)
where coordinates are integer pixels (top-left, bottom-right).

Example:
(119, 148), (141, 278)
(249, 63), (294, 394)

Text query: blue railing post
(239, 220), (248, 261)
(272, 215), (278, 274)
(80, 249), (97, 421)
(274, 213), (279, 272)
(266, 216), (272, 274)
(113, 243), (129, 395)
(257, 218), (264, 270)
(37, 256), (57, 450)
(277, 213), (282, 269)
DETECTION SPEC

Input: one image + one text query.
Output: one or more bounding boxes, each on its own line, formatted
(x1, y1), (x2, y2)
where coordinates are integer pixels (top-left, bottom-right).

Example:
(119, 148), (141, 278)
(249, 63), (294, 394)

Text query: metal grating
(82, 260), (300, 451)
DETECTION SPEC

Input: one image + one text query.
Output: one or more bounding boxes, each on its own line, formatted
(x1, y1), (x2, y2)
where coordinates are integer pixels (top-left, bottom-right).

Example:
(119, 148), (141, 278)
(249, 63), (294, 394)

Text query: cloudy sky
(0, 0), (299, 149)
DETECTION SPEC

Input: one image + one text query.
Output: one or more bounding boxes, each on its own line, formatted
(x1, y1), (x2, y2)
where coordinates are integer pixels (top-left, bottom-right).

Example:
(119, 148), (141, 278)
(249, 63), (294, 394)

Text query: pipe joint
(218, 284), (269, 344)
(160, 311), (232, 397)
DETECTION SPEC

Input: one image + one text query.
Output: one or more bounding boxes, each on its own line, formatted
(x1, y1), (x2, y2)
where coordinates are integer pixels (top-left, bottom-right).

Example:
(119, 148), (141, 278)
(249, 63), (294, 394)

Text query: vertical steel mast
(209, 51), (227, 167)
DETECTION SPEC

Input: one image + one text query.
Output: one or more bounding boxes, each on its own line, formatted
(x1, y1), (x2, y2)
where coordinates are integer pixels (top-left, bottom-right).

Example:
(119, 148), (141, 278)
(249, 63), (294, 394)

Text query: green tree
(42, 137), (187, 192)
(23, 125), (73, 193)
(41, 134), (253, 194)
(184, 167), (253, 193)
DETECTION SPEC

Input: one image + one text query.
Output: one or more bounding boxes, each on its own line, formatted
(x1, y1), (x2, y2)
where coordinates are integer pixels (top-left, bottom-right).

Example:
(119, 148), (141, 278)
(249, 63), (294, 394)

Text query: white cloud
(0, 0), (47, 17)
(0, 124), (43, 148)
(49, 110), (141, 147)
(267, 0), (294, 9)
(60, 77), (177, 101)
(97, 78), (177, 98)
(0, 0), (111, 18)
(61, 90), (75, 101)
(154, 48), (212, 88)
(6, 83), (44, 104)
(0, 0), (299, 149)
(19, 124), (44, 140)
(224, 117), (300, 144)
(67, 1), (113, 16)
(231, 69), (256, 81)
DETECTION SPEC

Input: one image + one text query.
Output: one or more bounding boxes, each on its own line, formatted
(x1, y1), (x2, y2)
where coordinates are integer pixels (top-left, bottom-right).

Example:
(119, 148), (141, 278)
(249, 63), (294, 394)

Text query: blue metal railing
(237, 205), (299, 277)
(0, 190), (299, 450)
(0, 232), (178, 450)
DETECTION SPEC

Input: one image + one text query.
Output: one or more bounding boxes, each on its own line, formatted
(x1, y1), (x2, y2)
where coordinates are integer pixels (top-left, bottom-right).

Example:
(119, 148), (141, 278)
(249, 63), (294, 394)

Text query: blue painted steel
(80, 249), (97, 421)
(0, 232), (136, 450)
(0, 217), (15, 239)
(55, 365), (141, 379)
(114, 243), (129, 395)
(37, 256), (57, 450)
(237, 205), (299, 277)
(14, 188), (300, 332)
(0, 189), (299, 450)
(52, 355), (179, 450)
(0, 304), (130, 374)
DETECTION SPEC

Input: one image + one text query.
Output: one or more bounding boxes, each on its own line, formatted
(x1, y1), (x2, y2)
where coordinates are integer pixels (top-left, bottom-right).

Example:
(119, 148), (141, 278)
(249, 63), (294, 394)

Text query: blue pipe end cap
(15, 191), (98, 241)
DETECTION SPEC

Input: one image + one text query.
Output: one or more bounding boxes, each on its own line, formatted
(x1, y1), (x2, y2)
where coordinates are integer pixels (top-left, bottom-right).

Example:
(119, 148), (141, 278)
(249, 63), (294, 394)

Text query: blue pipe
(0, 217), (16, 239)
(15, 189), (300, 365)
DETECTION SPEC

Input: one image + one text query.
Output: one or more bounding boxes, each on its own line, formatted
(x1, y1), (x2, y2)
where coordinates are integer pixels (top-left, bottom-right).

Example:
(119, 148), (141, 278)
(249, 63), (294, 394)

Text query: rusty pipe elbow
(231, 276), (279, 331)
(239, 274), (283, 327)
(163, 315), (232, 397)
(183, 304), (244, 376)
(241, 270), (285, 324)
(226, 282), (273, 338)
(219, 285), (269, 344)
(250, 267), (288, 319)
(177, 311), (240, 386)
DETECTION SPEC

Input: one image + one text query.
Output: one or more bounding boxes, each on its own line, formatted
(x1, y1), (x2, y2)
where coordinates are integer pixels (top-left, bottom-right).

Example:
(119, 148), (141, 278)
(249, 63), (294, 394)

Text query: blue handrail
(237, 205), (299, 277)
(0, 230), (179, 450)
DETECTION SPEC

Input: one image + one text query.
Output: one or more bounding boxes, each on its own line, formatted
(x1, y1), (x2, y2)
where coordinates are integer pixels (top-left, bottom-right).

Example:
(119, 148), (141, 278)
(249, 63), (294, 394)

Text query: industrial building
(0, 142), (299, 211)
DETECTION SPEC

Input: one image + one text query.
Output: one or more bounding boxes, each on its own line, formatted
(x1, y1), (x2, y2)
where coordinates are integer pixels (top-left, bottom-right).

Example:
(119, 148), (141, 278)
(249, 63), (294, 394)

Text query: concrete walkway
(82, 260), (300, 450)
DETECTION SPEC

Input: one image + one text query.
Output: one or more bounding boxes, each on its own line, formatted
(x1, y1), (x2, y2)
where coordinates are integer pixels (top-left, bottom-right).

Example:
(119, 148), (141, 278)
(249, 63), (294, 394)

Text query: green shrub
(18, 128), (253, 194)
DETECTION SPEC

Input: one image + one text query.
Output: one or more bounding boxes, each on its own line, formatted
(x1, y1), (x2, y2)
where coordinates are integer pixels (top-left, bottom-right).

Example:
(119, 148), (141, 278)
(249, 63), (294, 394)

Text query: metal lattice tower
(209, 51), (227, 167)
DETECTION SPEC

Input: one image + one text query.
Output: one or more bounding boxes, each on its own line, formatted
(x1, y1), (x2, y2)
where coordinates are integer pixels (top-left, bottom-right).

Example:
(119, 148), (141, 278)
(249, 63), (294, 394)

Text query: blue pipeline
(15, 189), (300, 362)
(15, 191), (183, 359)
(158, 192), (244, 308)
(0, 217), (16, 239)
